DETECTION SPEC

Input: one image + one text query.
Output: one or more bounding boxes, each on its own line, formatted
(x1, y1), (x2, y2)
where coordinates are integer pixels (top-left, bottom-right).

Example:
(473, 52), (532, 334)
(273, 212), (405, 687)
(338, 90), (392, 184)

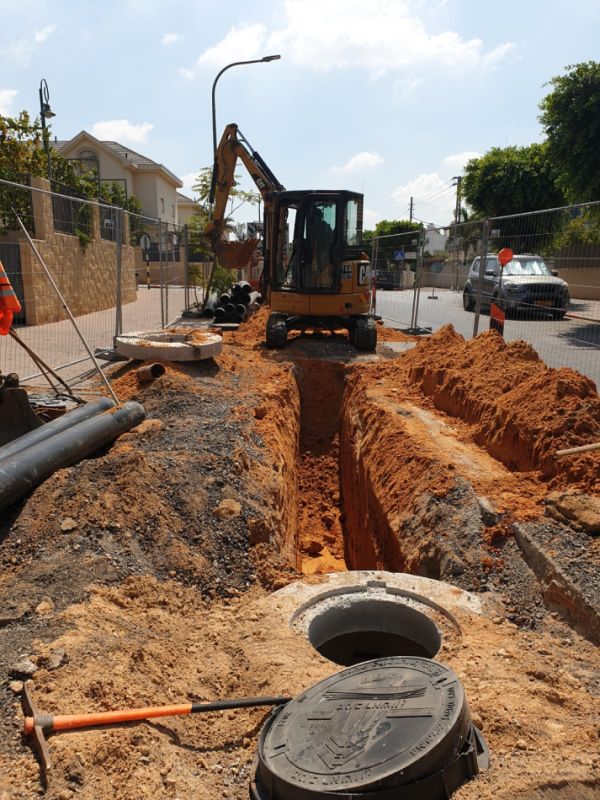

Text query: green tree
(462, 144), (564, 218)
(363, 219), (423, 273)
(539, 61), (600, 203)
(0, 112), (145, 239)
(0, 112), (48, 233)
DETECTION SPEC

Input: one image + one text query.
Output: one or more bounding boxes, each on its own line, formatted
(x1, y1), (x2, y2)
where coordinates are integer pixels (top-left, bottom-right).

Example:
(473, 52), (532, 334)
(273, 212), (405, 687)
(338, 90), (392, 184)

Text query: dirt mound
(400, 326), (600, 488)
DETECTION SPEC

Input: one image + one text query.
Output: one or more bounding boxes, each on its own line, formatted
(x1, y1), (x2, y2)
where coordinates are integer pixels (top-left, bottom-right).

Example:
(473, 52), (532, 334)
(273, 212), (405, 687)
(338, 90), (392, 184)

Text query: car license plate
(534, 299), (554, 307)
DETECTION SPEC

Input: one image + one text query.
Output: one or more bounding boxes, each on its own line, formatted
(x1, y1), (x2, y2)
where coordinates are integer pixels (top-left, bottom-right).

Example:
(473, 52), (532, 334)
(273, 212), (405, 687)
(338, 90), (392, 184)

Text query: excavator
(205, 124), (377, 350)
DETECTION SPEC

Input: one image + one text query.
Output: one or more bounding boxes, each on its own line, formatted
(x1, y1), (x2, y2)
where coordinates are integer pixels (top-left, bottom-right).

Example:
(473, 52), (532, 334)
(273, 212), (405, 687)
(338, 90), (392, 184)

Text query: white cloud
(162, 32), (182, 46)
(179, 68), (195, 80)
(180, 171), (201, 198)
(364, 207), (380, 228)
(443, 151), (481, 171)
(395, 77), (424, 94)
(391, 172), (455, 226)
(91, 120), (154, 144)
(6, 24), (57, 65)
(0, 89), (18, 115)
(333, 152), (384, 173)
(194, 0), (513, 76)
(196, 23), (268, 69)
(34, 25), (57, 43)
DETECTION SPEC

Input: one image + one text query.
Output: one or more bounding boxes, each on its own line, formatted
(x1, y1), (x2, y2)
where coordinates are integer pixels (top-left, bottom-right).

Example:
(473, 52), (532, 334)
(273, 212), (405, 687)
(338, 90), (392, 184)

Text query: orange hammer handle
(24, 703), (192, 734)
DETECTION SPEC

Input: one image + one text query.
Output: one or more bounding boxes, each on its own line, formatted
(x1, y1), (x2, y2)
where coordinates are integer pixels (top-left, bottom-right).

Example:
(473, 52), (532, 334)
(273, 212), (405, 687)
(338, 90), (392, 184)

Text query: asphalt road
(375, 287), (600, 388)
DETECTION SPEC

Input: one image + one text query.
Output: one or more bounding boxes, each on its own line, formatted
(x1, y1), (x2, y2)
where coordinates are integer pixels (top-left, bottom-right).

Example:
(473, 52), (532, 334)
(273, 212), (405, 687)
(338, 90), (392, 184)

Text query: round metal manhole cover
(253, 657), (476, 798)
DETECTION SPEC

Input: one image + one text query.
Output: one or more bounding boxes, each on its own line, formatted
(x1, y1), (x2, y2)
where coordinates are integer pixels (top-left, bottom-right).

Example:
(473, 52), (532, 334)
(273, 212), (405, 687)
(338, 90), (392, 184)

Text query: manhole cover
(252, 657), (488, 799)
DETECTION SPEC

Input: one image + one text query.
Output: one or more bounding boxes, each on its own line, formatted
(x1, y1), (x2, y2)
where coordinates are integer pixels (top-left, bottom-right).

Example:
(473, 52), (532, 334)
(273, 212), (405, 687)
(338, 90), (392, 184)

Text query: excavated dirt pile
(403, 325), (600, 486)
(0, 312), (599, 799)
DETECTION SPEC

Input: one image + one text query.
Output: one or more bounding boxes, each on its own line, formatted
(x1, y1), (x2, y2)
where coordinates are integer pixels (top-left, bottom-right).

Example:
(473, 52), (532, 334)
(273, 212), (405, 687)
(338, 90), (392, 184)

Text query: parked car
(374, 269), (403, 290)
(462, 253), (570, 318)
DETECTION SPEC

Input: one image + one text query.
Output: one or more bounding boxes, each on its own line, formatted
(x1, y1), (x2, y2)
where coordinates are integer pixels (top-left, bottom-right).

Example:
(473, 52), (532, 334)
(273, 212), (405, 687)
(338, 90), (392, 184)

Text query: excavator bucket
(213, 238), (258, 270)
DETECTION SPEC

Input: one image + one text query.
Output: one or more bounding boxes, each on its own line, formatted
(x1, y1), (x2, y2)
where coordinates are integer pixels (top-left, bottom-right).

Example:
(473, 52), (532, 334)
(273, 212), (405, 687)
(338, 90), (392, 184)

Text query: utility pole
(453, 176), (462, 224)
(409, 196), (413, 223)
(452, 176), (462, 291)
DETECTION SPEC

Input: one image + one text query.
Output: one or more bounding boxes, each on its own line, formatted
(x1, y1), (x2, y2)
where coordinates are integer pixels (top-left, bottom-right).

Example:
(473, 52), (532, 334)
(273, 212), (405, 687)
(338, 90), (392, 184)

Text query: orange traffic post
(0, 258), (22, 335)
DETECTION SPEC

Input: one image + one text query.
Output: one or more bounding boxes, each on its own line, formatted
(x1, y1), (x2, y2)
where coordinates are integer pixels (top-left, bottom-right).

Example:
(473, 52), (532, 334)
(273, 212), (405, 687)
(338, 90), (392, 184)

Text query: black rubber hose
(0, 402), (145, 513)
(0, 397), (116, 465)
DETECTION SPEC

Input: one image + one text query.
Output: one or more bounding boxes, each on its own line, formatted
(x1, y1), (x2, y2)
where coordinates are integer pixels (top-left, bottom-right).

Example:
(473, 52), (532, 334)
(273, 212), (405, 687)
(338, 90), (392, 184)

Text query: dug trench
(287, 345), (593, 638)
(0, 317), (599, 798)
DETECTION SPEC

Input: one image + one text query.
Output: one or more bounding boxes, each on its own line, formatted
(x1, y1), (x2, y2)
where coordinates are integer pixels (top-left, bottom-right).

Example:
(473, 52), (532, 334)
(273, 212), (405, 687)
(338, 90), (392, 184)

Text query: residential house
(176, 191), (198, 228)
(51, 131), (183, 224)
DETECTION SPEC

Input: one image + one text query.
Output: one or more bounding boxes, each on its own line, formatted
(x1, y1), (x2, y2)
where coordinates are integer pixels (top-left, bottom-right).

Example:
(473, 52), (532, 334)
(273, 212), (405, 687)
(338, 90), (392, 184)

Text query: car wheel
(462, 288), (474, 311)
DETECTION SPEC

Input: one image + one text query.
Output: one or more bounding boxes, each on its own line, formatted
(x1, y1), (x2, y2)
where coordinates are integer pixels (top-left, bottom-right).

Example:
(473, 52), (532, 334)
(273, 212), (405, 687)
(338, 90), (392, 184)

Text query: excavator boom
(206, 124), (284, 270)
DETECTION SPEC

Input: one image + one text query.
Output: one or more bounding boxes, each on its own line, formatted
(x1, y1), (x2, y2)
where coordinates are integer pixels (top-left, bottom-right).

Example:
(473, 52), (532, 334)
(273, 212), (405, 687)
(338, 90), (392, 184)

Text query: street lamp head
(262, 54), (281, 62)
(41, 104), (55, 119)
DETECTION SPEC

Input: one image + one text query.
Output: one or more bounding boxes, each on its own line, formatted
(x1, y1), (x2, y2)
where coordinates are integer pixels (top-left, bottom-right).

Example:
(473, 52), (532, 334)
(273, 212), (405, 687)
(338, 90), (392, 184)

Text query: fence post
(370, 236), (378, 315)
(409, 228), (426, 330)
(183, 224), (190, 311)
(472, 219), (490, 338)
(114, 207), (123, 340)
(159, 221), (165, 328)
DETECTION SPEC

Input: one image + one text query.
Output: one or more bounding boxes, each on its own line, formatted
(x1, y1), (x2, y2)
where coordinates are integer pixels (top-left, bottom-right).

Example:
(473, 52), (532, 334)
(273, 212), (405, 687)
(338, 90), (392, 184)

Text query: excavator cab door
(269, 190), (364, 296)
(296, 194), (341, 292)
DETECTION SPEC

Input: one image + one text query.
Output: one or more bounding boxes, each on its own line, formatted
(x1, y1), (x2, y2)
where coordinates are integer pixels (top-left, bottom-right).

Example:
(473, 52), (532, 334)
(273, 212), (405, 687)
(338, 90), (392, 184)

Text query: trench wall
(251, 365), (301, 568)
(339, 373), (461, 577)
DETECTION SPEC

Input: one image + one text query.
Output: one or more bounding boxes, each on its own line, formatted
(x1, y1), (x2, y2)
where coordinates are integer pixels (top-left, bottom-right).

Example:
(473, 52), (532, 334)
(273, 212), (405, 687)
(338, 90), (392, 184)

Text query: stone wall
(1, 177), (137, 325)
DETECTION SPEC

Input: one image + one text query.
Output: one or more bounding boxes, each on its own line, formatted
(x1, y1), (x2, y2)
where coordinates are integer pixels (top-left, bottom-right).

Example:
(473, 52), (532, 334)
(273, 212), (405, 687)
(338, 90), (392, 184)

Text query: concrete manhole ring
(115, 329), (223, 361)
(273, 571), (485, 667)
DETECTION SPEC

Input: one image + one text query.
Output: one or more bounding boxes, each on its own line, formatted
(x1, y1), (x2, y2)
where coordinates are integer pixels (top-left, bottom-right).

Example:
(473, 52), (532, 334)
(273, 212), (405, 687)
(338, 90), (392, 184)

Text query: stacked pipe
(0, 398), (146, 513)
(213, 282), (262, 324)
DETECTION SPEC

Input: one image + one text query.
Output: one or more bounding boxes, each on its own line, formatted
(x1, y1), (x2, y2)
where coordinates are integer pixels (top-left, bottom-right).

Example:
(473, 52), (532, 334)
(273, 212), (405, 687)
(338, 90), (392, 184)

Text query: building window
(172, 204), (175, 219)
(160, 197), (165, 214)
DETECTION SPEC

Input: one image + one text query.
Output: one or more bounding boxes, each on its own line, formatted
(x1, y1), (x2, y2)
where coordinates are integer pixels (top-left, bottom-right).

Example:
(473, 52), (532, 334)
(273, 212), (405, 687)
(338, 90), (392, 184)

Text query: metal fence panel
(0, 178), (188, 384)
(373, 204), (600, 388)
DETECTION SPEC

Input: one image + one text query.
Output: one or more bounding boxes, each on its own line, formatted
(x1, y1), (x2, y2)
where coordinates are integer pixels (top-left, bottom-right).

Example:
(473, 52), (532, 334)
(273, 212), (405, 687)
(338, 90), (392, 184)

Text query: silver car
(463, 253), (570, 319)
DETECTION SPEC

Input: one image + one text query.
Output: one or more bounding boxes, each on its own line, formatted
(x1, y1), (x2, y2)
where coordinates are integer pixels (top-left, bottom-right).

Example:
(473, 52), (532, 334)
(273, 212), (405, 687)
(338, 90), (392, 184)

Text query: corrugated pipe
(0, 397), (116, 465)
(0, 402), (145, 514)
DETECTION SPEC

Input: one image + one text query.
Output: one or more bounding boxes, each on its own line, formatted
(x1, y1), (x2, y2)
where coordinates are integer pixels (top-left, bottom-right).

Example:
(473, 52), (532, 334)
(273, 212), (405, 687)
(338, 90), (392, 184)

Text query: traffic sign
(394, 248), (404, 261)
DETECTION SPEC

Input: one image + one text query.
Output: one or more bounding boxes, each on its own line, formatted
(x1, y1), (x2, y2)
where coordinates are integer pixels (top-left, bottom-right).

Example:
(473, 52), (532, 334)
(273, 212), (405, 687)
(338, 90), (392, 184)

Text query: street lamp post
(209, 55), (280, 204)
(38, 79), (56, 182)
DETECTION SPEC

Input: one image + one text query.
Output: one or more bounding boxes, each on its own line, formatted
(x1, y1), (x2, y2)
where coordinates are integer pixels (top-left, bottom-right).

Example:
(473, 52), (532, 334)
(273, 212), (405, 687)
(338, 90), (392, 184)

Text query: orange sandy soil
(0, 308), (599, 799)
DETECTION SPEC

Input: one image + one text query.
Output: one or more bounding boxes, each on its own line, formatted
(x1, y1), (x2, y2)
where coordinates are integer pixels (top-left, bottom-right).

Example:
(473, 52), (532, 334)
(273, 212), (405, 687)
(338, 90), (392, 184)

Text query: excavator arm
(206, 124), (285, 270)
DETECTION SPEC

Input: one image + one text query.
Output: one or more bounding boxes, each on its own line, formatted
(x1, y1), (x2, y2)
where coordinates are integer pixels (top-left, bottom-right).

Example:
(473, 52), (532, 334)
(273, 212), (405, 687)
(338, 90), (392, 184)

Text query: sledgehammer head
(22, 681), (52, 782)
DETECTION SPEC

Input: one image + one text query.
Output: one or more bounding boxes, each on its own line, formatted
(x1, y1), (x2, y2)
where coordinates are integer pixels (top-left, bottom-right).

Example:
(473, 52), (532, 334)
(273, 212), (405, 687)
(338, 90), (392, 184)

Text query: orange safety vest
(0, 259), (22, 335)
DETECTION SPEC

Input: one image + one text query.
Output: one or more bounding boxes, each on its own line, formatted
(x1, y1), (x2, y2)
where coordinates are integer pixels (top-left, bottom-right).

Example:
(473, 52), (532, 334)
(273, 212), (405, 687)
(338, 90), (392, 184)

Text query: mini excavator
(205, 124), (376, 350)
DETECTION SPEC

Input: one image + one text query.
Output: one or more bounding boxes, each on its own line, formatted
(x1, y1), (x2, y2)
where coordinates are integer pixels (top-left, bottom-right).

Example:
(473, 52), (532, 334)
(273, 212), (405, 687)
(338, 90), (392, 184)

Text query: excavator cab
(265, 191), (376, 350)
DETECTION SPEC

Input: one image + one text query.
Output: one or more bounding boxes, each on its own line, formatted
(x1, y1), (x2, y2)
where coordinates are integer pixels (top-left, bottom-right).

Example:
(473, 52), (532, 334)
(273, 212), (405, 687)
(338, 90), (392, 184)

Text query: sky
(1, 0), (599, 229)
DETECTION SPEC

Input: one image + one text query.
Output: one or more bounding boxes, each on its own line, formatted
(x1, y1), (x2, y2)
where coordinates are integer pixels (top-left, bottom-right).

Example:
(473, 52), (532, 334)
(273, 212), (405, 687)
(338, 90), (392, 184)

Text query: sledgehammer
(22, 682), (290, 779)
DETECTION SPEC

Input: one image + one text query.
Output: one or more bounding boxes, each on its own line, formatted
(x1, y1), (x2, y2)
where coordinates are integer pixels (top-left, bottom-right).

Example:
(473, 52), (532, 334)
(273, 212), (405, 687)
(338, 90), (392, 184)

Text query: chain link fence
(372, 203), (600, 387)
(0, 177), (190, 385)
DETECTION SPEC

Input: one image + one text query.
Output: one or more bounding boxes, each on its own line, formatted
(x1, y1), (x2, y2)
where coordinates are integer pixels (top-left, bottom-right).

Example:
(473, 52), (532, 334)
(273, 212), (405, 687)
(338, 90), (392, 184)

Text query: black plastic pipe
(0, 402), (145, 513)
(0, 397), (116, 465)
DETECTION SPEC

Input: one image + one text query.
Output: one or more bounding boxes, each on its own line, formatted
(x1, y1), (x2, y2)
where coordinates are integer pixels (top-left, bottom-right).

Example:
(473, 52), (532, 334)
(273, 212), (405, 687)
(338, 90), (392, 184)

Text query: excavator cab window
(345, 199), (360, 246)
(300, 200), (337, 290)
(271, 191), (364, 293)
(275, 204), (299, 287)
